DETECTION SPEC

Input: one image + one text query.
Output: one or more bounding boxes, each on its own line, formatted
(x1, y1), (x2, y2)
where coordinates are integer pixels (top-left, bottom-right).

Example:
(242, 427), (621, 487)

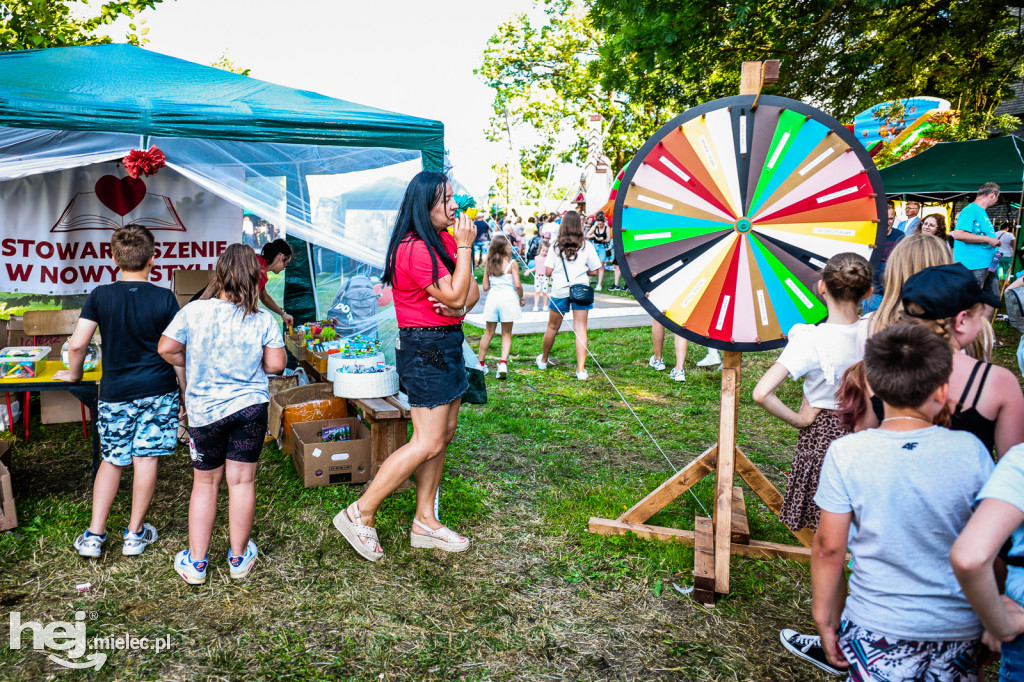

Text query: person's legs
(127, 457), (158, 534)
(651, 321), (665, 361)
(88, 461), (125, 535)
(540, 307), (563, 362)
(125, 390), (178, 534)
(189, 466), (225, 560)
(225, 460), (259, 557)
(672, 335), (688, 372)
(572, 309), (589, 374)
(185, 410), (233, 560)
(411, 399), (462, 534)
(499, 323), (513, 363)
(613, 264), (621, 287)
(478, 322), (497, 364)
(355, 402), (454, 526)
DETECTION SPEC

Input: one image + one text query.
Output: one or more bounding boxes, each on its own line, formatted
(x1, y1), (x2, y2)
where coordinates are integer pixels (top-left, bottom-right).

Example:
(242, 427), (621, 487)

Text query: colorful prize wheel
(614, 95), (886, 351)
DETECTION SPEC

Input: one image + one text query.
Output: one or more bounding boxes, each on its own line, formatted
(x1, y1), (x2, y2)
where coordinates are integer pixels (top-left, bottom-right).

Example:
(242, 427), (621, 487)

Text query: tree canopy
(476, 0), (673, 199)
(0, 0), (162, 51)
(590, 0), (1024, 123)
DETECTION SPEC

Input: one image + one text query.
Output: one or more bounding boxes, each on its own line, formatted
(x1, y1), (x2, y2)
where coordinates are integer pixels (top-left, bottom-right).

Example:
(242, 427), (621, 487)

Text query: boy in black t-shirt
(57, 224), (184, 558)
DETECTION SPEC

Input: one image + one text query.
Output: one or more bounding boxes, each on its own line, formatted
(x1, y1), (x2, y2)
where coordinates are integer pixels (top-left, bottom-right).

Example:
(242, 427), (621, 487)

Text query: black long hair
(261, 238), (293, 264)
(382, 171), (455, 286)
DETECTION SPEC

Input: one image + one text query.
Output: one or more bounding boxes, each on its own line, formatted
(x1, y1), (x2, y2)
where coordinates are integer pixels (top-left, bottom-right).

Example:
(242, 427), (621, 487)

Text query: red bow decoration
(122, 146), (166, 179)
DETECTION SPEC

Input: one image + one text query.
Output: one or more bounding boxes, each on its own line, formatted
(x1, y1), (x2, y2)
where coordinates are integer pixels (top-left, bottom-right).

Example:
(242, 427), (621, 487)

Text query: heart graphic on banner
(94, 175), (147, 217)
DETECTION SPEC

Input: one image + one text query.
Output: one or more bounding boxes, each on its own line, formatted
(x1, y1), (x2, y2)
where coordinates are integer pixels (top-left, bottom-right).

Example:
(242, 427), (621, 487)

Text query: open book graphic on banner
(51, 192), (187, 232)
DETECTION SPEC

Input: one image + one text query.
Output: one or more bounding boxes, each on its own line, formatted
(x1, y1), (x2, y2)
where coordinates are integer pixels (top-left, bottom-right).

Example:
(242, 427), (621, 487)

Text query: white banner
(0, 162), (240, 295)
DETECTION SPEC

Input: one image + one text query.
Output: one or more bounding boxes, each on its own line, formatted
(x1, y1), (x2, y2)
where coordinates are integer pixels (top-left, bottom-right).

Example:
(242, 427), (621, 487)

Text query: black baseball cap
(901, 263), (1001, 319)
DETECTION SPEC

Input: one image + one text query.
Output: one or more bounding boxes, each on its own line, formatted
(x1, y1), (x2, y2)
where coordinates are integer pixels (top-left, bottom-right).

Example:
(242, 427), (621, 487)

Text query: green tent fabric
(0, 44), (445, 325)
(0, 44), (444, 170)
(879, 136), (1024, 201)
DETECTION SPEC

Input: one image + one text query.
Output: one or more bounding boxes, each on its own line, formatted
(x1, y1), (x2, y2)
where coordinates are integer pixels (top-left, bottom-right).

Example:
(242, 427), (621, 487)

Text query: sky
(130, 0), (538, 198)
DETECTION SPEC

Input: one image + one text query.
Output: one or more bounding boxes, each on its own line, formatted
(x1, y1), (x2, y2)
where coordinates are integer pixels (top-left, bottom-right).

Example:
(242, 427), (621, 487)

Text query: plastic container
(60, 339), (101, 372)
(0, 346), (51, 379)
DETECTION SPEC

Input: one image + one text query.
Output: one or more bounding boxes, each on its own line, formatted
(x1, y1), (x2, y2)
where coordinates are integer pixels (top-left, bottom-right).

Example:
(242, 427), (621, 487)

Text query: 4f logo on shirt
(902, 442), (919, 451)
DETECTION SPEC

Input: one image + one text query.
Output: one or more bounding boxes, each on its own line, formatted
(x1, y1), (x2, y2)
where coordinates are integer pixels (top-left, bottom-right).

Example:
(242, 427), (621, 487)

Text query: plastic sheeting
(0, 125), (419, 345)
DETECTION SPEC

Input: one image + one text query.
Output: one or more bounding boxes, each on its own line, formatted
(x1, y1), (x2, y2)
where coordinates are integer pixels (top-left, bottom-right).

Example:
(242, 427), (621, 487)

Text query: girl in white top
(477, 237), (525, 379)
(536, 211), (603, 381)
(752, 252), (873, 532)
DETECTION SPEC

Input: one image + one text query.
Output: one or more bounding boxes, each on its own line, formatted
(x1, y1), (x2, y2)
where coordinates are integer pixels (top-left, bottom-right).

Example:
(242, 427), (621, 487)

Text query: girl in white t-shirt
(535, 211), (603, 380)
(752, 252), (873, 532)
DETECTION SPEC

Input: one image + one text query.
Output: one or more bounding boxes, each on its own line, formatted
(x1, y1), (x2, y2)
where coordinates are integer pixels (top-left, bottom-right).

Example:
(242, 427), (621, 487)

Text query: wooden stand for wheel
(588, 351), (813, 603)
(590, 62), (814, 603)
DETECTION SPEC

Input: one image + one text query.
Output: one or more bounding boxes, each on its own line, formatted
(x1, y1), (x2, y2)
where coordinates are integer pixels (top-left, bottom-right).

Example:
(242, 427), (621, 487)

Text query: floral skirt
(779, 409), (851, 532)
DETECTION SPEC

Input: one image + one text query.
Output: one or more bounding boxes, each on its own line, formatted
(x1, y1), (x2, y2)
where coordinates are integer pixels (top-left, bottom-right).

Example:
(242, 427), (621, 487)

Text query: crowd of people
(754, 182), (1024, 680)
(51, 173), (1024, 679)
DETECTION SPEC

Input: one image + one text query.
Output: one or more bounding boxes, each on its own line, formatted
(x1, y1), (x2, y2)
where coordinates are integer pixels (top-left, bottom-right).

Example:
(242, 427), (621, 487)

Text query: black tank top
(868, 360), (997, 454)
(949, 361), (997, 455)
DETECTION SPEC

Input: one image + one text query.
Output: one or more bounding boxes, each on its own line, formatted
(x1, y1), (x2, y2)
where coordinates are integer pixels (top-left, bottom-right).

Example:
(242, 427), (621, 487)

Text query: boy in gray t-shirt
(812, 325), (993, 680)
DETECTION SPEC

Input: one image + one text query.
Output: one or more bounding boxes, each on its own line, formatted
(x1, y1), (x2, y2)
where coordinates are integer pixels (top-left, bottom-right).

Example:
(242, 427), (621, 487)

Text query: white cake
(333, 366), (399, 400)
(327, 352), (386, 381)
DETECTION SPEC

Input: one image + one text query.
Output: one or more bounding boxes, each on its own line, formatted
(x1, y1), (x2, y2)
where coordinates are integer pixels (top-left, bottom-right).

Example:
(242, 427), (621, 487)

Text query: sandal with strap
(332, 502), (384, 562)
(410, 519), (470, 552)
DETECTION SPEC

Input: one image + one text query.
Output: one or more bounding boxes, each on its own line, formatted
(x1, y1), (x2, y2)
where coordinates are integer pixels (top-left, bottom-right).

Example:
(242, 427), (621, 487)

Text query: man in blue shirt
(862, 205), (904, 314)
(951, 182), (1002, 298)
(897, 201), (921, 236)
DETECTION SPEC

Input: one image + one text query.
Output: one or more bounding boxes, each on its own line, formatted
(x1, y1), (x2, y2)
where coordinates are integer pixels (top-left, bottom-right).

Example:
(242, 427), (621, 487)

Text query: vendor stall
(0, 44), (445, 345)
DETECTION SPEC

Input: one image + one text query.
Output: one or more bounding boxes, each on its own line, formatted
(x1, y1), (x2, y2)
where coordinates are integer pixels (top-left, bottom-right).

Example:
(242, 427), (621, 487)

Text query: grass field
(1, 318), (1021, 680)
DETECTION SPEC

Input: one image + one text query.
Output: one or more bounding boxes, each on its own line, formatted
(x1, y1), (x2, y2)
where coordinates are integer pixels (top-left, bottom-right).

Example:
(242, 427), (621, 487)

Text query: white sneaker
(535, 355), (548, 370)
(477, 361), (489, 376)
(696, 348), (722, 367)
(596, 284), (603, 291)
(576, 370), (589, 381)
(648, 355), (666, 371)
(496, 362), (508, 379)
(73, 530), (106, 558)
(669, 368), (686, 382)
(122, 523), (158, 556)
(532, 305), (539, 312)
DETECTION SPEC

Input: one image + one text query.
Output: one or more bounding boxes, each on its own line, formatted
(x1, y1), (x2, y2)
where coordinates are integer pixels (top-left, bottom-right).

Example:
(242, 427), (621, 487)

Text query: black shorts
(187, 403), (268, 471)
(396, 326), (469, 409)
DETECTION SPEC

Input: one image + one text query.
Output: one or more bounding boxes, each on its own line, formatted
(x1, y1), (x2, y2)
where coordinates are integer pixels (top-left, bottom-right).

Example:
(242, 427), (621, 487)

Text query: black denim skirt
(396, 326), (469, 408)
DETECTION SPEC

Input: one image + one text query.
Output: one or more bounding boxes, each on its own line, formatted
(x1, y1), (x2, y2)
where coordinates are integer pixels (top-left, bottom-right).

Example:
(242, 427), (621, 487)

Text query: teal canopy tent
(0, 44), (445, 326)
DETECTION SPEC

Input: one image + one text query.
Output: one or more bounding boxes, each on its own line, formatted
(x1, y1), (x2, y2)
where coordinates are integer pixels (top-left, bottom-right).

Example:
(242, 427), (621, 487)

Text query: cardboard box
(290, 417), (371, 487)
(284, 333), (306, 361)
(7, 311), (92, 424)
(8, 309), (80, 358)
(40, 391), (91, 425)
(0, 447), (16, 530)
(172, 269), (213, 308)
(268, 383), (348, 455)
(0, 440), (10, 471)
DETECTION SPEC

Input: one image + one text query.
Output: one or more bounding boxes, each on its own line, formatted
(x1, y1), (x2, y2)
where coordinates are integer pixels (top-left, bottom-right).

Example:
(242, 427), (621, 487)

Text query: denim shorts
(396, 326), (469, 408)
(1001, 621), (1024, 681)
(549, 296), (593, 314)
(97, 390), (179, 466)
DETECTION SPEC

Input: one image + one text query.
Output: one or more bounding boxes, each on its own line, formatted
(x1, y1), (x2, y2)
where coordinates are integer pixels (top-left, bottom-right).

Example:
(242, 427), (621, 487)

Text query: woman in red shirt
(333, 171), (479, 561)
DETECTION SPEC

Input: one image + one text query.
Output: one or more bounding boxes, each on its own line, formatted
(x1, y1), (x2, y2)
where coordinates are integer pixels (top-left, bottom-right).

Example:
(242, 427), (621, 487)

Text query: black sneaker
(779, 629), (844, 677)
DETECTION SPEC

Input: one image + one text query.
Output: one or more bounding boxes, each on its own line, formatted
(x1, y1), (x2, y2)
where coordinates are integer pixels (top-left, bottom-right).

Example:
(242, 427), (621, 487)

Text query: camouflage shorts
(97, 391), (180, 466)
